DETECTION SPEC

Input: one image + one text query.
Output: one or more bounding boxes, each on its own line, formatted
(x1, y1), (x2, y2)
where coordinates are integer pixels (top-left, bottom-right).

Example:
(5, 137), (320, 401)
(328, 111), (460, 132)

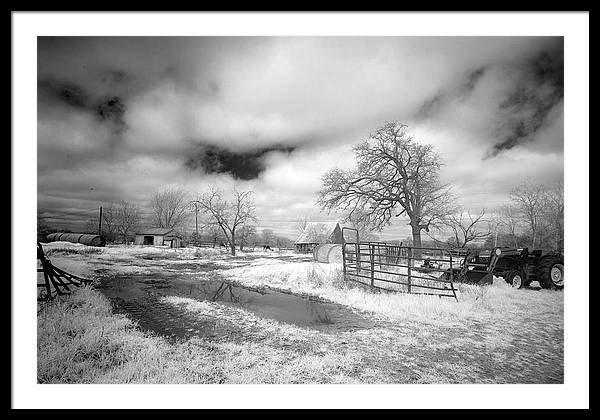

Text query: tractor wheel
(538, 255), (564, 290)
(506, 270), (527, 289)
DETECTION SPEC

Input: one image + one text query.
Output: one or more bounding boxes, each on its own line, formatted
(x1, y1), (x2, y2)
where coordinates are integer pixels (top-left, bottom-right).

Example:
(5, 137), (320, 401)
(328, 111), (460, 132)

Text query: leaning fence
(341, 227), (459, 300)
(37, 242), (92, 301)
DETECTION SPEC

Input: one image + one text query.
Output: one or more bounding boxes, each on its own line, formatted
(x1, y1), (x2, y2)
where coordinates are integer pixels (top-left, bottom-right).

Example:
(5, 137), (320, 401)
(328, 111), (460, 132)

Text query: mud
(96, 270), (374, 342)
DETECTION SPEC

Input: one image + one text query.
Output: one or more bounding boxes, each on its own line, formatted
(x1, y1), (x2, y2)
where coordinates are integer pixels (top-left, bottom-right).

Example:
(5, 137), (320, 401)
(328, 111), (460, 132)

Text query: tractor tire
(506, 270), (527, 289)
(538, 255), (564, 290)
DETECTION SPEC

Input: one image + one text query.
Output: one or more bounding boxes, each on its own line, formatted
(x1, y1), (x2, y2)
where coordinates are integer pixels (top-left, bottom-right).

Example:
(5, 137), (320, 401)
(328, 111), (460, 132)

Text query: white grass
(37, 244), (564, 384)
(38, 287), (363, 384)
(221, 260), (563, 326)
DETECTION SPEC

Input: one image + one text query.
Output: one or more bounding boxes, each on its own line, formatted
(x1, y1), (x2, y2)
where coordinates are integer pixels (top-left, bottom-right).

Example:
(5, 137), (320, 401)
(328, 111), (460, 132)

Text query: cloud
(37, 36), (564, 236)
(184, 144), (295, 180)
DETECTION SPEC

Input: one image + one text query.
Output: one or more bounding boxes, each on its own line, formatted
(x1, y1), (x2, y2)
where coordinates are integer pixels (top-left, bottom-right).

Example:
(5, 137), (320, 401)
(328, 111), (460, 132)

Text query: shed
(134, 228), (182, 248)
(294, 222), (342, 253)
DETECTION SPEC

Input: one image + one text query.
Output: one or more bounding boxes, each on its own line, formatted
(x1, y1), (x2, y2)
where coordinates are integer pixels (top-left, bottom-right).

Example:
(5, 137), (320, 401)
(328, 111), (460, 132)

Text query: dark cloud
(415, 66), (486, 119)
(39, 79), (90, 109)
(490, 42), (564, 156)
(459, 67), (487, 96)
(96, 96), (127, 141)
(185, 144), (295, 180)
(39, 78), (128, 145)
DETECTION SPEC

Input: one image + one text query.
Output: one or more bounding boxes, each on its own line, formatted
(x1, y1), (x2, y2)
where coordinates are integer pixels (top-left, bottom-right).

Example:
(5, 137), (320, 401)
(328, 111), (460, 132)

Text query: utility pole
(98, 206), (103, 236)
(190, 201), (199, 241)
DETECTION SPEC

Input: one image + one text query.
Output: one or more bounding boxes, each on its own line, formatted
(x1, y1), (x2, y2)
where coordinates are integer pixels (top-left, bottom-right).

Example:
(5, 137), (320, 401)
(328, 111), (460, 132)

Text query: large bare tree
(195, 187), (256, 256)
(318, 121), (455, 252)
(510, 179), (546, 249)
(150, 187), (190, 231)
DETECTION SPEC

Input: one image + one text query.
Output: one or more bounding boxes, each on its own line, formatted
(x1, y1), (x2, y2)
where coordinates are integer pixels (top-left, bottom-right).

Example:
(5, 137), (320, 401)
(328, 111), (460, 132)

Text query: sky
(37, 36), (564, 240)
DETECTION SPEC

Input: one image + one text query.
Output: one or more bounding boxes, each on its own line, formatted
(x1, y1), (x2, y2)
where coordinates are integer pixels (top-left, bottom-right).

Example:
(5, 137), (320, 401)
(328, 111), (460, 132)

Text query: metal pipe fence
(341, 227), (459, 300)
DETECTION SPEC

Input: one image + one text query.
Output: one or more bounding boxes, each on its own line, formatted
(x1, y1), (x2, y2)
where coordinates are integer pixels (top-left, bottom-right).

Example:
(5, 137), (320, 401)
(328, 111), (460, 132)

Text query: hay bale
(326, 244), (343, 263)
(313, 244), (343, 263)
(314, 244), (330, 263)
(45, 232), (106, 247)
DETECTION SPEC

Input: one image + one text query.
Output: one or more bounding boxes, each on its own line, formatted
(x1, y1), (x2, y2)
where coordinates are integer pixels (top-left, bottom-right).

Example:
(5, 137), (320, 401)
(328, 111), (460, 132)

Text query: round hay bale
(313, 244), (342, 263)
(314, 244), (332, 263)
(312, 244), (321, 261)
(326, 244), (343, 263)
(46, 232), (62, 242)
(45, 232), (106, 247)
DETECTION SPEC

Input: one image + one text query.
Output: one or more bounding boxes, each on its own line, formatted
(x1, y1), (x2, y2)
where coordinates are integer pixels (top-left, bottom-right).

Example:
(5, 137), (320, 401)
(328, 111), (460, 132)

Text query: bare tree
(344, 207), (380, 242)
(203, 223), (226, 248)
(101, 204), (118, 242)
(301, 223), (331, 243)
(497, 204), (522, 248)
(274, 235), (293, 250)
(294, 214), (309, 237)
(510, 179), (546, 249)
(318, 121), (455, 256)
(432, 209), (491, 248)
(150, 187), (190, 230)
(541, 181), (564, 251)
(113, 200), (141, 244)
(238, 225), (257, 251)
(195, 187), (256, 256)
(261, 229), (275, 247)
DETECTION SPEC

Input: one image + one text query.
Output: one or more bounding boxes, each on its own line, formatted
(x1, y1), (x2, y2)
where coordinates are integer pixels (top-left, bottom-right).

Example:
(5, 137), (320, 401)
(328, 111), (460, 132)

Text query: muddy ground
(43, 245), (564, 383)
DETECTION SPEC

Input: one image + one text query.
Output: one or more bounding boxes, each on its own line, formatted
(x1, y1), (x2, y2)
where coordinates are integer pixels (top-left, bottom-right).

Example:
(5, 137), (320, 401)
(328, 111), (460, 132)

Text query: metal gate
(341, 227), (459, 300)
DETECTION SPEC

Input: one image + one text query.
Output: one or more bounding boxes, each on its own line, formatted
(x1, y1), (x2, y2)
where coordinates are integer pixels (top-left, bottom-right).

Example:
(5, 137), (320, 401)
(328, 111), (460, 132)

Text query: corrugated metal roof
(135, 228), (175, 236)
(295, 222), (340, 244)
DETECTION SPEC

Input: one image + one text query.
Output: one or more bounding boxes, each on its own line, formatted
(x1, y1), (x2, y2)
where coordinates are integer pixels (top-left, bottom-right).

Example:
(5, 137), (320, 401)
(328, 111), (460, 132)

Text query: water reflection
(98, 273), (373, 335)
(211, 282), (241, 303)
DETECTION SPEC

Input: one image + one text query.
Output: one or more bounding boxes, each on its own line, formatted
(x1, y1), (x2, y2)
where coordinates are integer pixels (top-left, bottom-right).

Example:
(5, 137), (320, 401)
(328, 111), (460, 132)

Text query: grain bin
(46, 232), (106, 247)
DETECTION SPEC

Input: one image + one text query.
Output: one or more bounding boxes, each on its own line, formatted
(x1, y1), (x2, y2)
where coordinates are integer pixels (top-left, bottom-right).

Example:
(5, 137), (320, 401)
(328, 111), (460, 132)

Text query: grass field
(37, 242), (564, 384)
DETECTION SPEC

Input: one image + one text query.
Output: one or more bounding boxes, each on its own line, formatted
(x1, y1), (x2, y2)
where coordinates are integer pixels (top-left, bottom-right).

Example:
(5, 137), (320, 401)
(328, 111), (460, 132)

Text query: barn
(134, 228), (182, 248)
(294, 222), (343, 253)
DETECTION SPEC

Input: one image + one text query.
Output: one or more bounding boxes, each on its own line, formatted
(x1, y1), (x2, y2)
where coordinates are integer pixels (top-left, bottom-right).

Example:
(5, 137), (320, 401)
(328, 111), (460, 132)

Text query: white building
(134, 228), (182, 248)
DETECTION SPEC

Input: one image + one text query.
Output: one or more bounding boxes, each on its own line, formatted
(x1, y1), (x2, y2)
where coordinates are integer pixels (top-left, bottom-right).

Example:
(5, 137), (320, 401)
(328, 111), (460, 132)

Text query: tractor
(488, 247), (564, 290)
(452, 247), (564, 290)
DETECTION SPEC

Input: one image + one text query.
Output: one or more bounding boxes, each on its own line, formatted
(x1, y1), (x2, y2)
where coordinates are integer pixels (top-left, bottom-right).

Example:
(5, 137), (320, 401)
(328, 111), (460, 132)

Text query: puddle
(96, 272), (374, 341)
